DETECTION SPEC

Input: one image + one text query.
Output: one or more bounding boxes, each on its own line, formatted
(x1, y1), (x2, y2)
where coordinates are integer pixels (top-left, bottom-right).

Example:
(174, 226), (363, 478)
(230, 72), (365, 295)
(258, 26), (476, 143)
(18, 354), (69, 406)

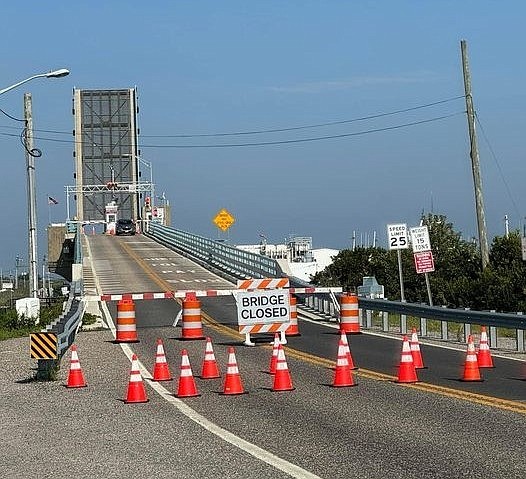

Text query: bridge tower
(71, 88), (140, 224)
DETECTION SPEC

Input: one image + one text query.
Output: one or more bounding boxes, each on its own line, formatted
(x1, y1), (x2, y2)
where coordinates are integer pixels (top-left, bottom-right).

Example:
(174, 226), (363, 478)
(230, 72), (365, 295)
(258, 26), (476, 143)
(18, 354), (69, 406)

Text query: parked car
(115, 219), (135, 236)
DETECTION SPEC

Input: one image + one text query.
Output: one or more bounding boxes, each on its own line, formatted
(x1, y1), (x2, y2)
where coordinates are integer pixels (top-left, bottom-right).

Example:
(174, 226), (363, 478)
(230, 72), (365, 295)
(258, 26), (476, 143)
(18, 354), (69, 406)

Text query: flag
(48, 196), (58, 205)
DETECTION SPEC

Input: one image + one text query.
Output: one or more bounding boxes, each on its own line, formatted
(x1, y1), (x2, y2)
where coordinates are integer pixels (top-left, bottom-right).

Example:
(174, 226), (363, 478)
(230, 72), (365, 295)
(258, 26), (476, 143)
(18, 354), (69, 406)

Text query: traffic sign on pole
(387, 224), (409, 250)
(410, 226), (431, 253)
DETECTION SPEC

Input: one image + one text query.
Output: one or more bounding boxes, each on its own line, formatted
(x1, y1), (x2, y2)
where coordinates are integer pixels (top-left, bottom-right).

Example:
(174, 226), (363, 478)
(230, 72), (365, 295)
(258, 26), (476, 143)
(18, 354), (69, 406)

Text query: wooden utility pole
(461, 39), (490, 269)
(24, 93), (39, 299)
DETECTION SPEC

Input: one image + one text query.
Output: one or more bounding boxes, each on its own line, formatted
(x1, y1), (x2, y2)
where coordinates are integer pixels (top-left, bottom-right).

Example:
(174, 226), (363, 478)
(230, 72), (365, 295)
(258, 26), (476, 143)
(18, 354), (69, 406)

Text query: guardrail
(302, 294), (526, 352)
(36, 280), (85, 380)
(147, 223), (282, 280)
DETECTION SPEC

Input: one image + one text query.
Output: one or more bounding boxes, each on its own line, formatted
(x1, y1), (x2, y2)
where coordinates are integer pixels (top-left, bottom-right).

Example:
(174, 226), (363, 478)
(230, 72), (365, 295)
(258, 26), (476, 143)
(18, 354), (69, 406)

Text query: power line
(475, 112), (521, 223)
(0, 94), (464, 139)
(0, 112), (464, 149)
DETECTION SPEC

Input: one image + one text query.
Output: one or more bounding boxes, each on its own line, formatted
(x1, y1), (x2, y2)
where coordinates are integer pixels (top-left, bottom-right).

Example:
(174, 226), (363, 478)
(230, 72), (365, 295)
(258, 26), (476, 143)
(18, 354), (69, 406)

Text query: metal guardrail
(43, 288), (84, 357)
(302, 295), (526, 352)
(358, 298), (526, 330)
(147, 223), (282, 280)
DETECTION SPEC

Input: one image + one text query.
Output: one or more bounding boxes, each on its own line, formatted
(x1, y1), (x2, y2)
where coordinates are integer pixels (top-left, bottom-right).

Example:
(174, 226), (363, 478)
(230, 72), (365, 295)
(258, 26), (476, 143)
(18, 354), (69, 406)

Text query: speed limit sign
(387, 223), (409, 250)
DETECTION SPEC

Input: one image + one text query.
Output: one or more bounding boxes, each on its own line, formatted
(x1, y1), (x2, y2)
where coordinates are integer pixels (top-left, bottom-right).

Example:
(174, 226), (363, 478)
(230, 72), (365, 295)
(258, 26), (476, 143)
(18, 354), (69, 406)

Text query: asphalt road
(2, 234), (525, 479)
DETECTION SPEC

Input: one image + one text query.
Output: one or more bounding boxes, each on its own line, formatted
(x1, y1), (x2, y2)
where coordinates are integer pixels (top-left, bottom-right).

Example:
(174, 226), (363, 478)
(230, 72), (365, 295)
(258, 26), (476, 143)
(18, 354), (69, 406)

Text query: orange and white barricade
(181, 292), (205, 340)
(115, 299), (139, 343)
(339, 293), (361, 334)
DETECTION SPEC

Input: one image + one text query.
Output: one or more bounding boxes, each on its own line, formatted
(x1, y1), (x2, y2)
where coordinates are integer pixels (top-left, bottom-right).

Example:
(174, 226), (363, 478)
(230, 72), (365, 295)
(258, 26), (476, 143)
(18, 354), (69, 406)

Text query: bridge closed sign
(236, 289), (290, 327)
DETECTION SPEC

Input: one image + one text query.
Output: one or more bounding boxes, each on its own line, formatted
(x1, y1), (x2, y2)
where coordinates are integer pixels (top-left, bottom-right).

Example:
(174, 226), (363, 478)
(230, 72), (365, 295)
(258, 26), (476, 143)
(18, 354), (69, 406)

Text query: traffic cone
(340, 330), (357, 370)
(201, 337), (221, 379)
(477, 326), (494, 368)
(269, 333), (280, 374)
(125, 354), (148, 403)
(333, 339), (356, 387)
(152, 338), (172, 381)
(396, 336), (419, 383)
(176, 349), (200, 397)
(66, 344), (87, 388)
(272, 344), (294, 392)
(222, 347), (245, 395)
(461, 335), (483, 382)
(410, 328), (425, 369)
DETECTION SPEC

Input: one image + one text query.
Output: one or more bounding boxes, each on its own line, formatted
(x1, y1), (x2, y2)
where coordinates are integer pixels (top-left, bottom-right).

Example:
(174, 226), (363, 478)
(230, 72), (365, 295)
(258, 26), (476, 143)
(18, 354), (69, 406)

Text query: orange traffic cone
(222, 347), (245, 395)
(269, 333), (280, 374)
(410, 328), (425, 369)
(66, 344), (87, 388)
(461, 335), (483, 382)
(333, 339), (356, 387)
(396, 336), (419, 383)
(477, 326), (494, 368)
(272, 344), (294, 392)
(176, 349), (200, 397)
(152, 338), (172, 381)
(125, 354), (148, 403)
(339, 330), (357, 370)
(201, 337), (221, 379)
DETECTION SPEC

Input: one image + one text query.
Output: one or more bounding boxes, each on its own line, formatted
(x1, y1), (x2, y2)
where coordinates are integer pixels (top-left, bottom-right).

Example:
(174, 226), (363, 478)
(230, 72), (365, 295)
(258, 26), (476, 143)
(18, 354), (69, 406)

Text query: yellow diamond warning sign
(213, 208), (235, 232)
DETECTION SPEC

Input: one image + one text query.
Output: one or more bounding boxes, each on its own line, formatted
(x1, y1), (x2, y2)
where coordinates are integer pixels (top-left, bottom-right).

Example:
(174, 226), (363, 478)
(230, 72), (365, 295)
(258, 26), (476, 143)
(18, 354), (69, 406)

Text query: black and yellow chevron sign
(30, 333), (58, 359)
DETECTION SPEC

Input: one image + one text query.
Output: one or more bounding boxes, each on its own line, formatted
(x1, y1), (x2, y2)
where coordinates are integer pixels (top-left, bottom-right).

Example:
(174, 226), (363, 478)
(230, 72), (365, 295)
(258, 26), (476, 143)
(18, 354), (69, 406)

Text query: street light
(0, 69), (70, 96)
(1, 68), (70, 299)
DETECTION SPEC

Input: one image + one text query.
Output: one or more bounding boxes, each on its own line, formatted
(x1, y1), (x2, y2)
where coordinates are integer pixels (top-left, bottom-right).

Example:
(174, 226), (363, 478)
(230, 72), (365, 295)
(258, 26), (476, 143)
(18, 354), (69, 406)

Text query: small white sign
(410, 226), (432, 253)
(522, 237), (526, 261)
(236, 289), (290, 326)
(387, 223), (409, 250)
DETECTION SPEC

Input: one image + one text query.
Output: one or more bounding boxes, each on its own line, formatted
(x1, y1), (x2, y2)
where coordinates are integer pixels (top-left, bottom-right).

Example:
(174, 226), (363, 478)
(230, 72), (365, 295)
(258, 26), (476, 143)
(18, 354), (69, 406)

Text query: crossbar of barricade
(85, 286), (341, 302)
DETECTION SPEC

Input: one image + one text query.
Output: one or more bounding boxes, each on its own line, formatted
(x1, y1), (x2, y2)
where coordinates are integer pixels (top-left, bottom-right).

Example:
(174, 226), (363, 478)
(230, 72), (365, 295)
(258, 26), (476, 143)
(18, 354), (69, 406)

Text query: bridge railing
(302, 294), (526, 352)
(147, 223), (282, 280)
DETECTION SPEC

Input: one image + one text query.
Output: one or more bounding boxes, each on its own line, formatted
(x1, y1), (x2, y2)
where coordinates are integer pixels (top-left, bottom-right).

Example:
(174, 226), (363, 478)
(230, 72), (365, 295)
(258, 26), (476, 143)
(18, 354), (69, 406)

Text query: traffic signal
(145, 196), (151, 208)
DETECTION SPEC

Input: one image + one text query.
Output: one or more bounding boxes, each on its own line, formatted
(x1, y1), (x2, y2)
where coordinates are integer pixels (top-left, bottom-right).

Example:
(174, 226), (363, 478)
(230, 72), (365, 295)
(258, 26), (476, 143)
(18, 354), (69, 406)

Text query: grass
(0, 301), (65, 341)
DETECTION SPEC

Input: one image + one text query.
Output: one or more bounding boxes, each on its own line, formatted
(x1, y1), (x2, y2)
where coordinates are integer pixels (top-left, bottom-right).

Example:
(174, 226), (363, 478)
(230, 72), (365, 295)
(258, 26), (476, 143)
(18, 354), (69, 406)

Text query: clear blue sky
(1, 2), (525, 275)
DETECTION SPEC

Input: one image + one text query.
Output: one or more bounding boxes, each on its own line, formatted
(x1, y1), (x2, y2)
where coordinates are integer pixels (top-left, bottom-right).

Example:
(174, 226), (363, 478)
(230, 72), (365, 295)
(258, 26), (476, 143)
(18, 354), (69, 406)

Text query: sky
(1, 1), (525, 275)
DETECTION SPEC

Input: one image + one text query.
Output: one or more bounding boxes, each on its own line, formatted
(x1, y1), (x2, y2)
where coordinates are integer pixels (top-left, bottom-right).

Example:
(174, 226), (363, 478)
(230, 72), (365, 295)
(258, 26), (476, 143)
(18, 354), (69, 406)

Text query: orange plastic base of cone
(396, 363), (419, 383)
(177, 377), (200, 397)
(125, 383), (149, 403)
(477, 351), (494, 368)
(67, 369), (87, 388)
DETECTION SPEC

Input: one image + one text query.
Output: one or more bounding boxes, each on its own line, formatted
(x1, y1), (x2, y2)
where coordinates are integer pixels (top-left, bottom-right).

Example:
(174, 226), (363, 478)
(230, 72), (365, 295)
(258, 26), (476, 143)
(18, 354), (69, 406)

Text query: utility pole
(24, 93), (39, 298)
(461, 39), (490, 269)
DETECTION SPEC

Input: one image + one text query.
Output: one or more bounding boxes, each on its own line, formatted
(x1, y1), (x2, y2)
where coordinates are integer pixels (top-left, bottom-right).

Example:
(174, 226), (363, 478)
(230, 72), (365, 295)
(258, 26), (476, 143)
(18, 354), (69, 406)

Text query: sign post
(410, 225), (434, 306)
(387, 223), (408, 303)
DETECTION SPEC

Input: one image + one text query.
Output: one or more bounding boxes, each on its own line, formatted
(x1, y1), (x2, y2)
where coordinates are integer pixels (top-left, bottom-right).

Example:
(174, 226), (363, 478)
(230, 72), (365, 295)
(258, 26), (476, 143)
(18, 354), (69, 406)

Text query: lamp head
(46, 69), (70, 78)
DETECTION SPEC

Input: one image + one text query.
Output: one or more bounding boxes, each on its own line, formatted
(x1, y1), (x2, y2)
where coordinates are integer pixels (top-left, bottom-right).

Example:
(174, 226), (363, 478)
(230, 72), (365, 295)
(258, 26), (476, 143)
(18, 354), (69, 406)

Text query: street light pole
(0, 68), (70, 299)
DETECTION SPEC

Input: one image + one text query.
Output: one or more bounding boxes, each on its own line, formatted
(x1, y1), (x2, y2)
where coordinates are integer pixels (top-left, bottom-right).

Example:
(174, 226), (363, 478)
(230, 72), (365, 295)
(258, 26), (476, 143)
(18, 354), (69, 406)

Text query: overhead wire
(474, 112), (521, 224)
(0, 112), (465, 149)
(0, 94), (465, 139)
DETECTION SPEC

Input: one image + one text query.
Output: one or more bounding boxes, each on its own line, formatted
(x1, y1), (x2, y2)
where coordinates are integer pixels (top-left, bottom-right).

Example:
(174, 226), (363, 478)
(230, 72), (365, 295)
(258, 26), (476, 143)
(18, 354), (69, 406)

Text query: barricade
(115, 299), (139, 343)
(339, 293), (361, 334)
(181, 292), (205, 340)
(285, 294), (300, 336)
